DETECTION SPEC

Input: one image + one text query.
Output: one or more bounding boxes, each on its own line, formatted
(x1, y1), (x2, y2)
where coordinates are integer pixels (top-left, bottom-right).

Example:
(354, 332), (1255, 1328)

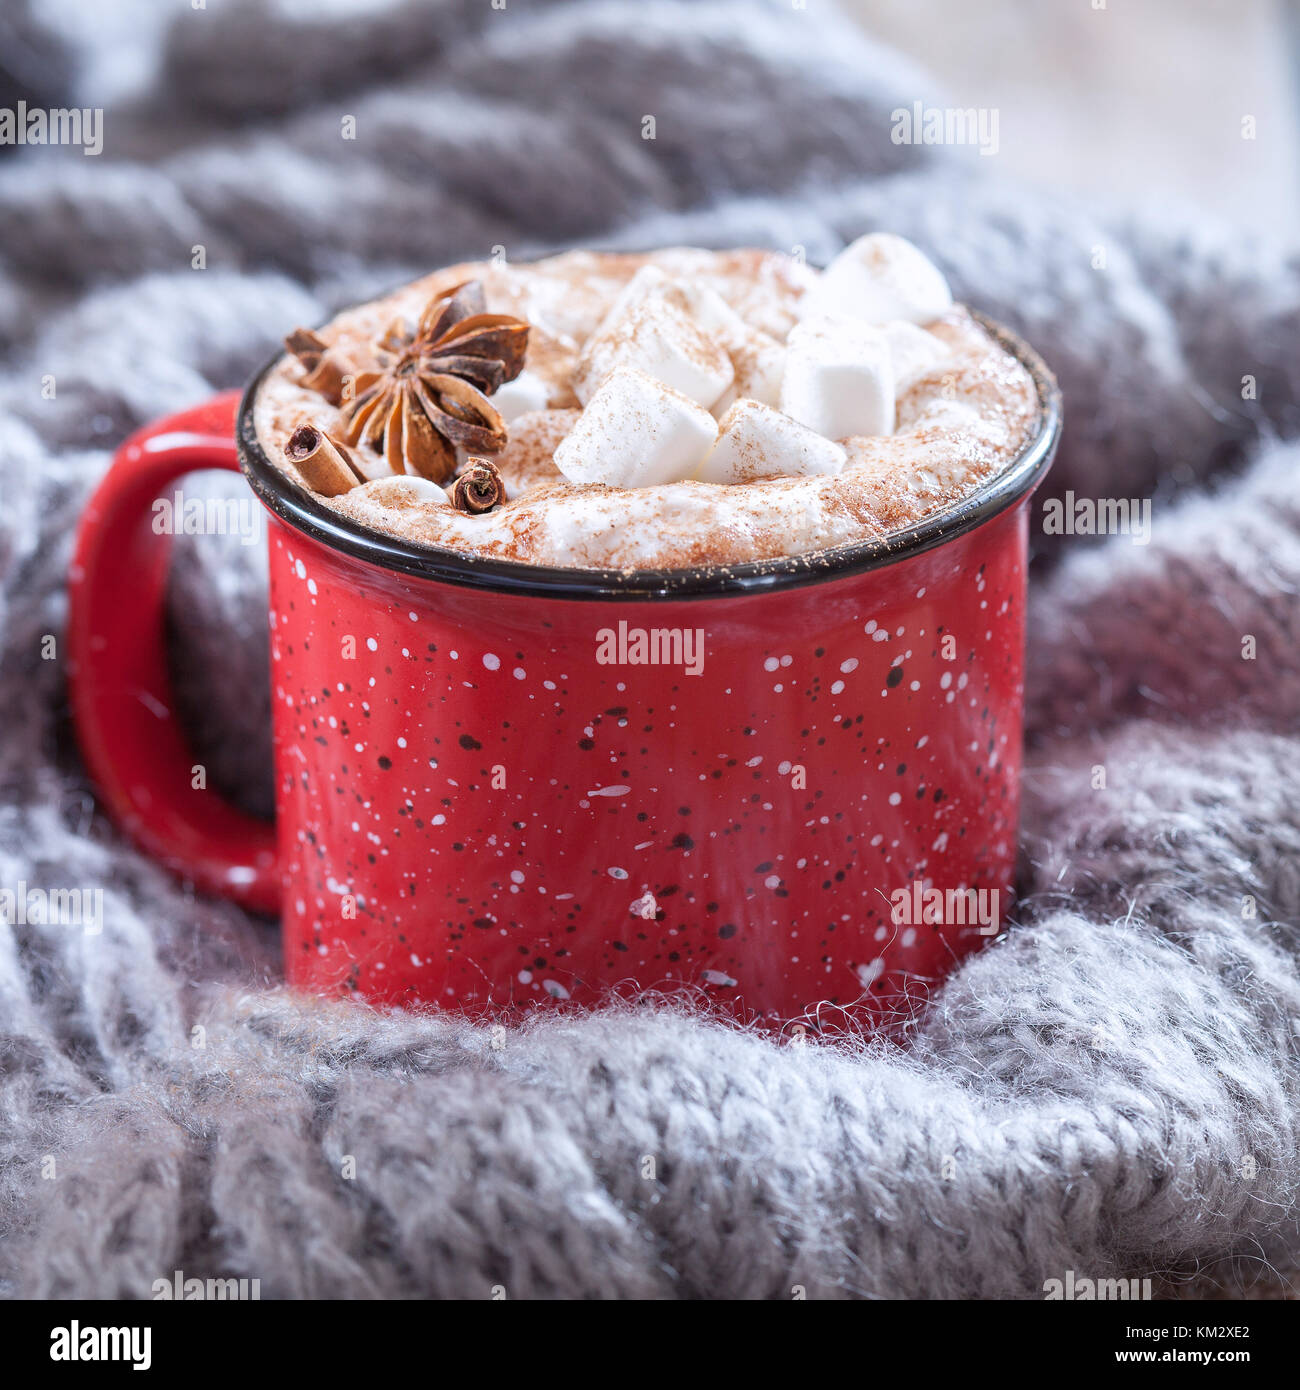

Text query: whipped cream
(254, 245), (1041, 571)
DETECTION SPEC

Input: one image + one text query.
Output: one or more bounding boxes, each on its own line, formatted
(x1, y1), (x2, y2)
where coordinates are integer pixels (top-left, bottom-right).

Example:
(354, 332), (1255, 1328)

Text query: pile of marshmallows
(548, 234), (955, 490)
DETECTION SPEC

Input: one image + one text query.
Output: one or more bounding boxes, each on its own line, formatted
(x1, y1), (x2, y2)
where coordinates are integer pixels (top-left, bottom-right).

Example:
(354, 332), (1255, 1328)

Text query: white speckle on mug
(856, 959), (885, 988)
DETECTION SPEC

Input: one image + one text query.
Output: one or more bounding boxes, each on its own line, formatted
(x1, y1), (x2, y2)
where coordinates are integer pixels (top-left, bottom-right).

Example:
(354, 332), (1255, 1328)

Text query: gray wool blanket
(2, 0), (1299, 1300)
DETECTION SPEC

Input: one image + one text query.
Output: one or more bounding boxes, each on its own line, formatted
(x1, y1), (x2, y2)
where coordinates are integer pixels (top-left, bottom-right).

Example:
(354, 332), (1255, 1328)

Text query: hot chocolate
(254, 237), (1040, 571)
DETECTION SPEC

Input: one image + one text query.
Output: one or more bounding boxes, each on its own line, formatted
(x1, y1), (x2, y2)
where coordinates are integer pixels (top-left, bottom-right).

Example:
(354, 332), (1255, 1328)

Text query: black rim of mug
(236, 308), (1063, 602)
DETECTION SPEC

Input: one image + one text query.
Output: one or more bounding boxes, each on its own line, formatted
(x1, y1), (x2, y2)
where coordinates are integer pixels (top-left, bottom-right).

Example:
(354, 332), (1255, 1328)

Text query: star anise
(334, 281), (529, 485)
(283, 327), (352, 405)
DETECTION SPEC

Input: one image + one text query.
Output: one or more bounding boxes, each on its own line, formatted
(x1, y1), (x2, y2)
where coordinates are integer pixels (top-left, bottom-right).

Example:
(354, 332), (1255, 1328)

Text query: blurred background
(15, 0), (1297, 231)
(849, 0), (1299, 231)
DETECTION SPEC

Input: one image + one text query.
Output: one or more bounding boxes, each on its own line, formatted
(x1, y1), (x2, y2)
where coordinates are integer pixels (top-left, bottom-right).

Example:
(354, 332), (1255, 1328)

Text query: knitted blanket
(2, 0), (1298, 1299)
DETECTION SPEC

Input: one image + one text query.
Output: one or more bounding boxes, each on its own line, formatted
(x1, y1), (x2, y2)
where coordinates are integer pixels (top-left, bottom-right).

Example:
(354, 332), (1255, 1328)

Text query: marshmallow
(712, 328), (787, 415)
(781, 315), (895, 439)
(800, 232), (952, 326)
(671, 282), (786, 416)
(880, 320), (951, 392)
(368, 475), (451, 507)
(697, 399), (847, 485)
(592, 267), (773, 417)
(675, 281), (752, 339)
(492, 369), (551, 423)
(574, 287), (734, 409)
(553, 367), (718, 489)
(593, 264), (671, 337)
(599, 265), (749, 342)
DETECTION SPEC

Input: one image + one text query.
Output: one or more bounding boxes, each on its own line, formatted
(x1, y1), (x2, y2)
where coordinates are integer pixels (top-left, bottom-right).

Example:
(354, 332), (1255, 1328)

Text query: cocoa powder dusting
(255, 248), (1040, 571)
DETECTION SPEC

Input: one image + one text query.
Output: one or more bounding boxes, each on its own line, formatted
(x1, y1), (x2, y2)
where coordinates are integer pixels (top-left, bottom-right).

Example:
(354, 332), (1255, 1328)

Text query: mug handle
(67, 391), (281, 915)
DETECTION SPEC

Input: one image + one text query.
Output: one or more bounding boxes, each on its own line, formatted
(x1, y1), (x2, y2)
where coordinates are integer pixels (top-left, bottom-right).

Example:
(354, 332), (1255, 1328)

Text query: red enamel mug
(68, 316), (1059, 1027)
